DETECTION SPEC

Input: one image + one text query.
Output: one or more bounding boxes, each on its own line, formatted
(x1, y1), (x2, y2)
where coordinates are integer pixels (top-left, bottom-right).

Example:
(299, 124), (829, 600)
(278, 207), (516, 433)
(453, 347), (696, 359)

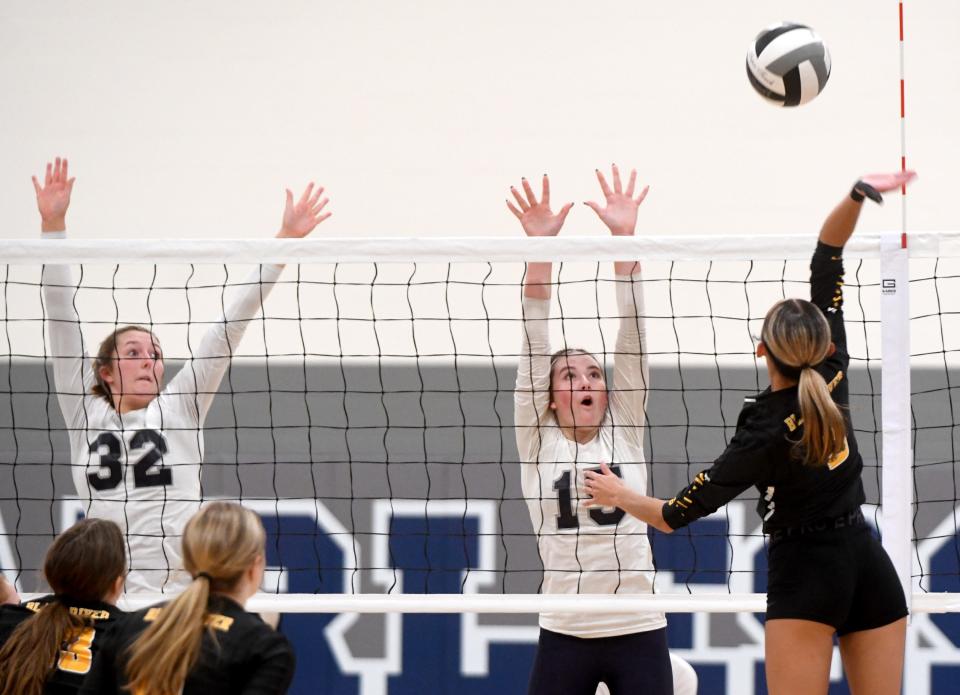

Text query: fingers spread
(298, 183), (314, 207)
(635, 184), (650, 205)
(625, 169), (637, 197)
(510, 186), (529, 212)
(541, 174), (550, 206)
(311, 197), (329, 216)
(308, 185), (326, 208)
(611, 164), (622, 194)
(506, 200), (523, 219)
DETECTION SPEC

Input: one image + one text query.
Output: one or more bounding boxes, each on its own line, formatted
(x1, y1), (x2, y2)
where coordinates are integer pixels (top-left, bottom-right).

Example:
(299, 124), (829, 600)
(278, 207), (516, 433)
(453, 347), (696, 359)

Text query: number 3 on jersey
(58, 626), (95, 674)
(87, 429), (171, 490)
(553, 466), (626, 529)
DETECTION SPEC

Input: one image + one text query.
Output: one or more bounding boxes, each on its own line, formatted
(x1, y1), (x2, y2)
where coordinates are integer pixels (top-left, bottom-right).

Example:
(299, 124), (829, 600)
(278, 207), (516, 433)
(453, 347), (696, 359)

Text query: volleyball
(747, 22), (831, 107)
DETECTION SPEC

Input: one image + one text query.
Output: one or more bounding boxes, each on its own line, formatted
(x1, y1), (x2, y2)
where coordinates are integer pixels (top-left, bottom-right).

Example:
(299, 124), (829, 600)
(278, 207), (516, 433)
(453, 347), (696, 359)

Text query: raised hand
(277, 183), (331, 239)
(506, 175), (573, 238)
(584, 164), (649, 236)
(859, 170), (917, 197)
(32, 157), (75, 232)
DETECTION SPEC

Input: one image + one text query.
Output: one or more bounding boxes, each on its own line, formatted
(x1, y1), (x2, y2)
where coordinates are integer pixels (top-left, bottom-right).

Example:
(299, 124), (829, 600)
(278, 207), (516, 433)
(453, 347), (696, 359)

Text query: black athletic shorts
(527, 626), (673, 695)
(766, 509), (908, 635)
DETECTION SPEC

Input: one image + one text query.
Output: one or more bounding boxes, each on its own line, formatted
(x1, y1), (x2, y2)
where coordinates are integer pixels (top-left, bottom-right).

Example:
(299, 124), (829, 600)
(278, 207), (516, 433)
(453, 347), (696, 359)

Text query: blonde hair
(761, 298), (846, 467)
(124, 503), (265, 695)
(0, 519), (125, 695)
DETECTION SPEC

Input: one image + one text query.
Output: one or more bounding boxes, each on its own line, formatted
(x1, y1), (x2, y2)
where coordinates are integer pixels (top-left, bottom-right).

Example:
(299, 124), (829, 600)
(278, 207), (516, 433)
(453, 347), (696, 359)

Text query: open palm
(32, 157), (75, 224)
(278, 183), (331, 239)
(585, 164), (649, 236)
(506, 175), (573, 238)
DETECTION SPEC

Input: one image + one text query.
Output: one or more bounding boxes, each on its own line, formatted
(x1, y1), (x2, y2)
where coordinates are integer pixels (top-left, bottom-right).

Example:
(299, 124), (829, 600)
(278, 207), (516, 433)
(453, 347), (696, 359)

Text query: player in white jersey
(33, 157), (330, 593)
(509, 166), (696, 695)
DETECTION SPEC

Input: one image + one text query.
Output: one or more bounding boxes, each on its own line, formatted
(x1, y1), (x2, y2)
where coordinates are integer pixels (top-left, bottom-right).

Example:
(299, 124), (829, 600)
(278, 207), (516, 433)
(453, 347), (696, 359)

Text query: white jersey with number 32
(42, 245), (281, 593)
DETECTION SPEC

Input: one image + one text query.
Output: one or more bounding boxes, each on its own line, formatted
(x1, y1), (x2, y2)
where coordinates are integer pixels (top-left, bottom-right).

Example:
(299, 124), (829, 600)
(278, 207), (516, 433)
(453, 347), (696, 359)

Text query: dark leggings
(527, 627), (673, 695)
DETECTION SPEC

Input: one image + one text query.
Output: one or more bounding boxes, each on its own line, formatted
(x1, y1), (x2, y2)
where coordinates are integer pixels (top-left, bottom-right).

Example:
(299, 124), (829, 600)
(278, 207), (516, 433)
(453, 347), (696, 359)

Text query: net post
(880, 231), (912, 611)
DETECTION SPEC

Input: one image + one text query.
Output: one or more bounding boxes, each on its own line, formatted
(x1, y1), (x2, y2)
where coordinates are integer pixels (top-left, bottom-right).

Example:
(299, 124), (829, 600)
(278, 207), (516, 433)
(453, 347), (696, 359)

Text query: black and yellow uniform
(78, 594), (295, 695)
(661, 241), (907, 633)
(0, 595), (122, 694)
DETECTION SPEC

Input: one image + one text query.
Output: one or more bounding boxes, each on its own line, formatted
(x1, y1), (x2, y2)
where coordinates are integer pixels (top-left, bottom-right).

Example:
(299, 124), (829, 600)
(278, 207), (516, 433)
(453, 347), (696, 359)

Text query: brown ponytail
(125, 502), (265, 695)
(90, 325), (159, 404)
(0, 519), (125, 695)
(761, 299), (847, 467)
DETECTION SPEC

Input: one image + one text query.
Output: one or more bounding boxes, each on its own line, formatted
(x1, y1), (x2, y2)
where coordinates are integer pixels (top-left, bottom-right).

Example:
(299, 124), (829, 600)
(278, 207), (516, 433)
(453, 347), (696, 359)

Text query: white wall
(1, 1), (957, 242)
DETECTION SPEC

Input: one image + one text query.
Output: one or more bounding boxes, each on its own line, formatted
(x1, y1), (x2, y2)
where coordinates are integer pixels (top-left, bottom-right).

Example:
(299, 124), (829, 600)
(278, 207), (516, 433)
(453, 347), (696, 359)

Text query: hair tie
(195, 572), (213, 582)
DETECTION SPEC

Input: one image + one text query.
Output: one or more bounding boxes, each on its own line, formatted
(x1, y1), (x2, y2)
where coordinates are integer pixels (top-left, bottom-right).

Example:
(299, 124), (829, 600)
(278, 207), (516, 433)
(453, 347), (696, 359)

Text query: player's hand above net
(506, 174), (573, 237)
(584, 164), (648, 237)
(859, 170), (917, 195)
(32, 157), (75, 233)
(277, 182), (331, 238)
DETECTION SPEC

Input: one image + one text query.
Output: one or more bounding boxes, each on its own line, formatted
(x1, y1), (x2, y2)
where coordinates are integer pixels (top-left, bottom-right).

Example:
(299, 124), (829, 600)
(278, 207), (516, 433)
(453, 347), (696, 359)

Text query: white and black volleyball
(747, 22), (831, 107)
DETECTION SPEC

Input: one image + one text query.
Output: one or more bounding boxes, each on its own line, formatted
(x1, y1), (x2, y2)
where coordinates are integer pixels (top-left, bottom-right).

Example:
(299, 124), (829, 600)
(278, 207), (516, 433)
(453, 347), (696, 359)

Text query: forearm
(523, 262), (552, 300)
(515, 296), (553, 434)
(611, 270), (649, 423)
(818, 193), (863, 249)
(612, 487), (673, 534)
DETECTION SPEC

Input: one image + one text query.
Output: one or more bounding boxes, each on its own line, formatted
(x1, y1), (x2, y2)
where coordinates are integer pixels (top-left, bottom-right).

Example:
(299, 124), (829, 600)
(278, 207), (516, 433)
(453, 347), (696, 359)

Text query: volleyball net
(1, 233), (958, 615)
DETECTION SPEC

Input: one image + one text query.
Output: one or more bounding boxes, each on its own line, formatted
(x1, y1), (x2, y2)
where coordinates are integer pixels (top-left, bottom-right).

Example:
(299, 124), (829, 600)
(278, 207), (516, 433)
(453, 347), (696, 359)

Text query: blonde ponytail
(125, 503), (265, 695)
(125, 578), (210, 695)
(762, 298), (847, 467)
(796, 365), (847, 467)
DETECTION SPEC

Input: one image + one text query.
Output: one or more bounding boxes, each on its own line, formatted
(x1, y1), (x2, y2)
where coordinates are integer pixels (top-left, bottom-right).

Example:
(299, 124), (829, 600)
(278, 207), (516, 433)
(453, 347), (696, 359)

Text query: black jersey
(0, 595), (122, 695)
(662, 241), (866, 532)
(79, 594), (295, 695)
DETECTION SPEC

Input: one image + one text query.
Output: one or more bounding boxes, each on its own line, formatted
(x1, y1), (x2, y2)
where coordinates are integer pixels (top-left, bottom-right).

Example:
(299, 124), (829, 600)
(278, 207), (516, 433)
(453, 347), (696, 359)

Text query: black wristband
(851, 180), (883, 205)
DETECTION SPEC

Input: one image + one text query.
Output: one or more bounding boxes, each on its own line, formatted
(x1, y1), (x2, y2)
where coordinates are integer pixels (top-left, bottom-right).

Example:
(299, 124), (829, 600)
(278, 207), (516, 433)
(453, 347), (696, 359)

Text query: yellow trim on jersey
(827, 437), (850, 470)
(143, 606), (234, 632)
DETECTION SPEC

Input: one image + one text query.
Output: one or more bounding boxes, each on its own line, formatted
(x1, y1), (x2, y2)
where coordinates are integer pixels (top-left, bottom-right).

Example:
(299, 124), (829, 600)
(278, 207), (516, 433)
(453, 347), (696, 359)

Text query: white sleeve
(165, 264), (284, 423)
(514, 296), (553, 464)
(40, 232), (95, 428)
(609, 271), (650, 433)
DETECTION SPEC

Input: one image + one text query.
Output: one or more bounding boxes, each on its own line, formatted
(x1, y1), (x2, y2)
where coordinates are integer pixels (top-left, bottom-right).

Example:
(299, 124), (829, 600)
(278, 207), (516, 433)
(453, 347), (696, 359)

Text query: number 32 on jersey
(87, 429), (171, 491)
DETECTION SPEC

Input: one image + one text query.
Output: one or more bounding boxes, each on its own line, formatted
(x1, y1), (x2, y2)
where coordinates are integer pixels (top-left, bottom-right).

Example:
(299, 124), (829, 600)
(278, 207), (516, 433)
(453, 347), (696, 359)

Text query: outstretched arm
(583, 463), (672, 533)
(819, 171), (916, 248)
(166, 183), (330, 420)
(35, 157), (94, 424)
(508, 175), (570, 459)
(507, 174), (572, 300)
(585, 164), (651, 429)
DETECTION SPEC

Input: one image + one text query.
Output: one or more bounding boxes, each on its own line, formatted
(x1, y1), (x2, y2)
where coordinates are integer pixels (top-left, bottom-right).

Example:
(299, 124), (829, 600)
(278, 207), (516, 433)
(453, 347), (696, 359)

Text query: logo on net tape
(882, 278), (897, 295)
